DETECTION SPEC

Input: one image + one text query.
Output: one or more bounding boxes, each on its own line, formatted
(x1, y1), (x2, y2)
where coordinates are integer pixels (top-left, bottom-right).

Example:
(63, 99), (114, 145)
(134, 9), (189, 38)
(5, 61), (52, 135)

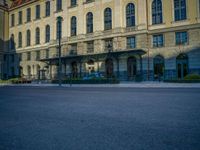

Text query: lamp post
(57, 16), (63, 86)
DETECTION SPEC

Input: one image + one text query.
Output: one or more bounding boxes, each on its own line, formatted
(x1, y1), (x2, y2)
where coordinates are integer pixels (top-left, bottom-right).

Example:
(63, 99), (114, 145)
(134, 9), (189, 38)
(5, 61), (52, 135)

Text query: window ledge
(54, 9), (63, 14)
(83, 0), (95, 5)
(25, 21), (31, 24)
(43, 15), (50, 19)
(34, 18), (41, 21)
(68, 4), (78, 9)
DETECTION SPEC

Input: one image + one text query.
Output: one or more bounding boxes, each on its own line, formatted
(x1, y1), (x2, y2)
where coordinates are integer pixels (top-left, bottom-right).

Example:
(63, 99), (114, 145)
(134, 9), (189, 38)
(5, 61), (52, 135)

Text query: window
(86, 12), (93, 33)
(57, 19), (62, 39)
(105, 39), (113, 52)
(174, 0), (187, 21)
(87, 41), (94, 53)
(36, 51), (40, 61)
(152, 0), (163, 24)
(176, 31), (188, 45)
(153, 34), (164, 47)
(127, 37), (136, 49)
(18, 11), (23, 25)
(45, 25), (50, 43)
(199, 0), (200, 16)
(27, 52), (31, 61)
(57, 0), (62, 11)
(69, 44), (77, 55)
(35, 5), (40, 19)
(10, 34), (15, 49)
(26, 30), (31, 46)
(11, 14), (15, 27)
(71, 0), (77, 7)
(26, 8), (31, 22)
(71, 16), (77, 36)
(18, 32), (22, 48)
(126, 3), (135, 27)
(45, 1), (50, 17)
(18, 53), (22, 61)
(104, 8), (112, 30)
(46, 49), (49, 58)
(35, 27), (40, 44)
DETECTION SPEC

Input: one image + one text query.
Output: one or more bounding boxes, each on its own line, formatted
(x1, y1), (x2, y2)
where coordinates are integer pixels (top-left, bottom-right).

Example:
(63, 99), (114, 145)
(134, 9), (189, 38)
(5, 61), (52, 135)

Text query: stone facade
(3, 0), (200, 81)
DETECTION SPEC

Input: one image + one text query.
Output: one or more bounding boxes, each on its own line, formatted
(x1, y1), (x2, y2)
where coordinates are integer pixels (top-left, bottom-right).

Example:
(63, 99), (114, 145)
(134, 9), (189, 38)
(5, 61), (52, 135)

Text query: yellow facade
(3, 0), (200, 80)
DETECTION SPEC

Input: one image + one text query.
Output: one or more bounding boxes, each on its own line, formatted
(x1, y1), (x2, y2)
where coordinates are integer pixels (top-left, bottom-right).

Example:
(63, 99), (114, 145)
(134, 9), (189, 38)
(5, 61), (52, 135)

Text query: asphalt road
(0, 86), (200, 150)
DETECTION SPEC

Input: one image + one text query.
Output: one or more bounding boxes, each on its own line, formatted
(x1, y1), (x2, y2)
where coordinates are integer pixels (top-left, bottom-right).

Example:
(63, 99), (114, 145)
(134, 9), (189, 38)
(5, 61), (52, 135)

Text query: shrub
(184, 74), (200, 80)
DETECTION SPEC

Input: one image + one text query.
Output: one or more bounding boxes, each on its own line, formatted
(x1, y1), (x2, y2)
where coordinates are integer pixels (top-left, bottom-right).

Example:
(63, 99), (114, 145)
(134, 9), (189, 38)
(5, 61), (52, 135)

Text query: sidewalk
(1, 82), (200, 88)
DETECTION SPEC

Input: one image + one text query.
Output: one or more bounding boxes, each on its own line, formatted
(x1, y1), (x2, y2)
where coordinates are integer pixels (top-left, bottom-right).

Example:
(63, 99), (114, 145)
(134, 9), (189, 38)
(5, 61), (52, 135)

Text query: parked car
(83, 72), (104, 80)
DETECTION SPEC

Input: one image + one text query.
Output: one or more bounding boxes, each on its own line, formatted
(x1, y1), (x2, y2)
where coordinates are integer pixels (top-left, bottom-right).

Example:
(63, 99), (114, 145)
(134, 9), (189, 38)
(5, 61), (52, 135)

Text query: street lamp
(57, 16), (63, 86)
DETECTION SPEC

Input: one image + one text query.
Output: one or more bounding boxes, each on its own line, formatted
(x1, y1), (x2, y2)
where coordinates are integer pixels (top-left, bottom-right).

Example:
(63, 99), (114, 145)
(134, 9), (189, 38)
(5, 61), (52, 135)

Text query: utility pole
(57, 16), (63, 86)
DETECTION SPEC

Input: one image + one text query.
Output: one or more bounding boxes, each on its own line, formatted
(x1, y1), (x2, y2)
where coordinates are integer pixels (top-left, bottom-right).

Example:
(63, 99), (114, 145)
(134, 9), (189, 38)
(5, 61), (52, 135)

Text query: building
(0, 0), (9, 79)
(4, 0), (200, 81)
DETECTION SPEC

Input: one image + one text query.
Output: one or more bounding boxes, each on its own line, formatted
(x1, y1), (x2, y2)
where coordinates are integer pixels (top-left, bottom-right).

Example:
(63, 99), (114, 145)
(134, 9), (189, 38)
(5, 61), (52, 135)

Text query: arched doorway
(105, 58), (114, 78)
(176, 53), (188, 79)
(87, 59), (95, 74)
(71, 61), (78, 78)
(127, 57), (137, 80)
(153, 55), (165, 80)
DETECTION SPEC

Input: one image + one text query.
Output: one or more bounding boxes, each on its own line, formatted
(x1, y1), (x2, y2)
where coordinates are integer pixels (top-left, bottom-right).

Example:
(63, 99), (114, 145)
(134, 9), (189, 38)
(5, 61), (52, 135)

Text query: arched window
(126, 3), (135, 27)
(26, 30), (31, 46)
(174, 0), (187, 21)
(71, 16), (77, 36)
(57, 18), (62, 39)
(45, 25), (50, 43)
(152, 0), (163, 24)
(10, 34), (15, 49)
(18, 32), (22, 48)
(35, 27), (40, 45)
(104, 8), (112, 30)
(86, 12), (93, 33)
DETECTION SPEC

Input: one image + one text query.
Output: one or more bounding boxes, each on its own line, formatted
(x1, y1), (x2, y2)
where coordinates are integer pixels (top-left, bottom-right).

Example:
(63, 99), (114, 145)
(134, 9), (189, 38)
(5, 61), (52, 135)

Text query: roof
(10, 0), (35, 9)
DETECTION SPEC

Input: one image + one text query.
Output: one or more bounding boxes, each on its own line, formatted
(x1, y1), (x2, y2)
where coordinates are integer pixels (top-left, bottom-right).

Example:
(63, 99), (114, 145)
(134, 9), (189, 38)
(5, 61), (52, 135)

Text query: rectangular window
(105, 39), (113, 52)
(174, 0), (187, 21)
(18, 53), (22, 61)
(18, 11), (22, 25)
(11, 14), (15, 27)
(46, 1), (50, 17)
(69, 44), (77, 55)
(46, 49), (49, 58)
(127, 37), (136, 49)
(27, 52), (31, 61)
(87, 41), (94, 53)
(57, 0), (62, 11)
(26, 8), (31, 22)
(176, 31), (188, 45)
(153, 34), (164, 47)
(71, 0), (77, 7)
(36, 51), (40, 60)
(36, 5), (40, 19)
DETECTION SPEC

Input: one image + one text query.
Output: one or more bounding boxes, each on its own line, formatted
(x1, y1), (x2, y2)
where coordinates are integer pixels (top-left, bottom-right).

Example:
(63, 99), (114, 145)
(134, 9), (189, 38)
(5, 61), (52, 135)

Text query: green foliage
(52, 78), (120, 84)
(184, 74), (200, 80)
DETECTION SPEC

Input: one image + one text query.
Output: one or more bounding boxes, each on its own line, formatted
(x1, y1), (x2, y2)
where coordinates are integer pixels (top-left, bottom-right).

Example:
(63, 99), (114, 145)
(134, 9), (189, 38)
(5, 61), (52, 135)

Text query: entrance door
(127, 57), (137, 80)
(153, 55), (164, 80)
(176, 54), (188, 79)
(105, 58), (114, 78)
(71, 61), (78, 78)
